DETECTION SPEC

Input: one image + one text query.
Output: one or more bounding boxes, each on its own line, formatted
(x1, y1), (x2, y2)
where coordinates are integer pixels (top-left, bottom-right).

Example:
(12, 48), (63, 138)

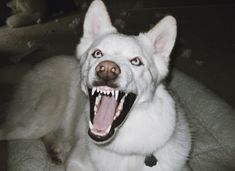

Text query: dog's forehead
(95, 34), (143, 56)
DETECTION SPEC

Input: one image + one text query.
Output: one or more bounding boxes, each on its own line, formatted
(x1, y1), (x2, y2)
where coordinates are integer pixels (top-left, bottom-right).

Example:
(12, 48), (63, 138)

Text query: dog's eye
(130, 57), (143, 66)
(92, 49), (103, 58)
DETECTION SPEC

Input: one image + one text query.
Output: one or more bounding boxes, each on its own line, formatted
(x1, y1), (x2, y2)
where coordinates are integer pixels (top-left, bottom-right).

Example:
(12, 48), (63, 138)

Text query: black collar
(144, 154), (158, 167)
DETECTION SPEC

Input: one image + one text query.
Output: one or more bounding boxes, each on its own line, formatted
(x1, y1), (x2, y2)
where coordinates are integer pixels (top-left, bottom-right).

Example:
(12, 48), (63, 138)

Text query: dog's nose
(95, 60), (121, 81)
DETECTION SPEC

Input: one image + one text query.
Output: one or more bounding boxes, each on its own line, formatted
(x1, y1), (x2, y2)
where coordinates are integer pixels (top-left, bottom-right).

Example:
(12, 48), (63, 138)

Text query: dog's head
(77, 0), (177, 144)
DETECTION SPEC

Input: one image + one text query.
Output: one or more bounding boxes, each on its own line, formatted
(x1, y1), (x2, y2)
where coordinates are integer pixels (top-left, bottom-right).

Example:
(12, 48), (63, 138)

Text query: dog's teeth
(95, 94), (101, 107)
(95, 99), (99, 105)
(89, 121), (94, 129)
(118, 103), (123, 110)
(92, 87), (96, 95)
(94, 105), (97, 112)
(114, 111), (121, 120)
(111, 90), (115, 97)
(117, 110), (121, 117)
(104, 90), (107, 95)
(120, 96), (125, 104)
(115, 90), (119, 100)
(106, 125), (112, 134)
(118, 96), (125, 110)
(107, 90), (110, 95)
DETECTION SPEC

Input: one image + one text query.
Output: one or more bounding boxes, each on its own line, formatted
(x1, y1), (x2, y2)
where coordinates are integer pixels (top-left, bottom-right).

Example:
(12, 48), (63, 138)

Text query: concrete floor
(0, 1), (235, 170)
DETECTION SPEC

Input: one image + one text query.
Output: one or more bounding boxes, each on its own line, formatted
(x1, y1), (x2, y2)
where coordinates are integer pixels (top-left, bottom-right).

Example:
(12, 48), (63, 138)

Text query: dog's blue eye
(130, 57), (143, 66)
(92, 49), (103, 58)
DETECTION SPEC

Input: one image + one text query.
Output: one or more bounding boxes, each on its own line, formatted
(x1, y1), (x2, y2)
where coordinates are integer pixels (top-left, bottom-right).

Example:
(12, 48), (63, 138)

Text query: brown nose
(95, 60), (121, 81)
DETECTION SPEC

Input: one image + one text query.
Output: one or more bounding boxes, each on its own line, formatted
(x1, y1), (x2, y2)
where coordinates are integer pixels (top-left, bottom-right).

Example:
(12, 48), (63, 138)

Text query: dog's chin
(87, 86), (136, 144)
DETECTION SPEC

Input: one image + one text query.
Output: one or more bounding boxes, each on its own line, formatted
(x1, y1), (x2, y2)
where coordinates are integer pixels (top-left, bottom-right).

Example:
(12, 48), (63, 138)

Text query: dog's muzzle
(87, 60), (137, 143)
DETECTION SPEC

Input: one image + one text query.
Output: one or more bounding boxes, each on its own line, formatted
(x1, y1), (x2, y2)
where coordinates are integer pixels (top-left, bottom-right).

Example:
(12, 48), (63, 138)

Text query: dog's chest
(91, 150), (141, 171)
(89, 147), (160, 171)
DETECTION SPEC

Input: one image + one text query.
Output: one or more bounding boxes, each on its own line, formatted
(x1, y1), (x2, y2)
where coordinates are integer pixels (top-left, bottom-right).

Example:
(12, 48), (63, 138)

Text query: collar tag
(144, 154), (158, 167)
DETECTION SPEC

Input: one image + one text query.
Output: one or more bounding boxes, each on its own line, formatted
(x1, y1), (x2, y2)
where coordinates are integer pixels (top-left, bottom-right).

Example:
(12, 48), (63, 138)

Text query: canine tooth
(94, 105), (97, 112)
(92, 87), (96, 95)
(89, 121), (94, 129)
(107, 90), (110, 95)
(115, 90), (119, 100)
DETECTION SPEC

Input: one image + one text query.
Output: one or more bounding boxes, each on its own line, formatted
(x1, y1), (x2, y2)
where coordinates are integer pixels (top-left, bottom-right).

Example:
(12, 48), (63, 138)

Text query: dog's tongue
(93, 96), (117, 131)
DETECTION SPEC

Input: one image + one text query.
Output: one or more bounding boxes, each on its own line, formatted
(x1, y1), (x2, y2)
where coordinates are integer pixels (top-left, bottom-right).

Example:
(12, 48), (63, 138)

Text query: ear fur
(145, 16), (177, 62)
(77, 0), (116, 57)
(83, 0), (116, 39)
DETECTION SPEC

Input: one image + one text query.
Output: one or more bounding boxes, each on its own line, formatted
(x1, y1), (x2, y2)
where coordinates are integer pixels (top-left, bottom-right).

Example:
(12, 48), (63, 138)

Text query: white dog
(67, 0), (191, 171)
(0, 0), (191, 170)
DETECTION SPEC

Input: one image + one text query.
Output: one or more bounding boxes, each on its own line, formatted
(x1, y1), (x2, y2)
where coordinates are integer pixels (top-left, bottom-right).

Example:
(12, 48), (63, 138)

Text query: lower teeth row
(89, 121), (112, 136)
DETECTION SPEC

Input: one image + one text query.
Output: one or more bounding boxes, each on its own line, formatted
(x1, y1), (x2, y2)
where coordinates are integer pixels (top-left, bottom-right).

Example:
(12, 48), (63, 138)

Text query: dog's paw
(47, 143), (64, 164)
(41, 133), (65, 164)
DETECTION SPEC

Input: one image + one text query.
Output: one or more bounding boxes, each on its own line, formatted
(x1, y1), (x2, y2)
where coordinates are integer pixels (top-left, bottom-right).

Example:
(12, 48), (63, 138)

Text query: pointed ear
(83, 0), (116, 40)
(77, 0), (116, 58)
(145, 16), (177, 62)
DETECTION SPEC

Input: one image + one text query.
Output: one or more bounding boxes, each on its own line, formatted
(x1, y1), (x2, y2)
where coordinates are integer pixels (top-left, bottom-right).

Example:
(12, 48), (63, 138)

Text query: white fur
(0, 56), (82, 140)
(67, 0), (191, 171)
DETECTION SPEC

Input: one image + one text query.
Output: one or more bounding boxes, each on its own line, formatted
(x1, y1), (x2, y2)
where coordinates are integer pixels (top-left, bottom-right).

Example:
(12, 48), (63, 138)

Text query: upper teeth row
(92, 87), (119, 100)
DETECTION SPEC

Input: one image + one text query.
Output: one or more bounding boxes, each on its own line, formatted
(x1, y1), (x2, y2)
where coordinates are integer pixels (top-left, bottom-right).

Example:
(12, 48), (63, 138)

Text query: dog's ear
(77, 0), (116, 58)
(83, 0), (116, 39)
(145, 16), (177, 62)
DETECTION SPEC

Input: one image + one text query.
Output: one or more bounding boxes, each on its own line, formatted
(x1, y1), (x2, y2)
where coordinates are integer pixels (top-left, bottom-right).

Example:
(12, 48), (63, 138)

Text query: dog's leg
(41, 132), (64, 164)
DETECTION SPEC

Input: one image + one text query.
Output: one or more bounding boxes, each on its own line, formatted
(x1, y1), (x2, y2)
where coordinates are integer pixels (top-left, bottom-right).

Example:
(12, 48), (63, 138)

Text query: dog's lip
(87, 86), (136, 143)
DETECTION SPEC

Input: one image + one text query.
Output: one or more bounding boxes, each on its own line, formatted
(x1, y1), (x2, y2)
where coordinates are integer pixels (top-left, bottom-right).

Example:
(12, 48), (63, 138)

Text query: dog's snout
(95, 60), (121, 81)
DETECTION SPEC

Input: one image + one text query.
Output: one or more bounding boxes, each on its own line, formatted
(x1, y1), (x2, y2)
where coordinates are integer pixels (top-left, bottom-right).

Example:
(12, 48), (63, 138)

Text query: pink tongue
(93, 96), (117, 131)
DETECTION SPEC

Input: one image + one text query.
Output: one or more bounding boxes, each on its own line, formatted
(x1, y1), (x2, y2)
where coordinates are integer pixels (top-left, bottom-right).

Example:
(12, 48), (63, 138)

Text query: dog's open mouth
(88, 86), (136, 143)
